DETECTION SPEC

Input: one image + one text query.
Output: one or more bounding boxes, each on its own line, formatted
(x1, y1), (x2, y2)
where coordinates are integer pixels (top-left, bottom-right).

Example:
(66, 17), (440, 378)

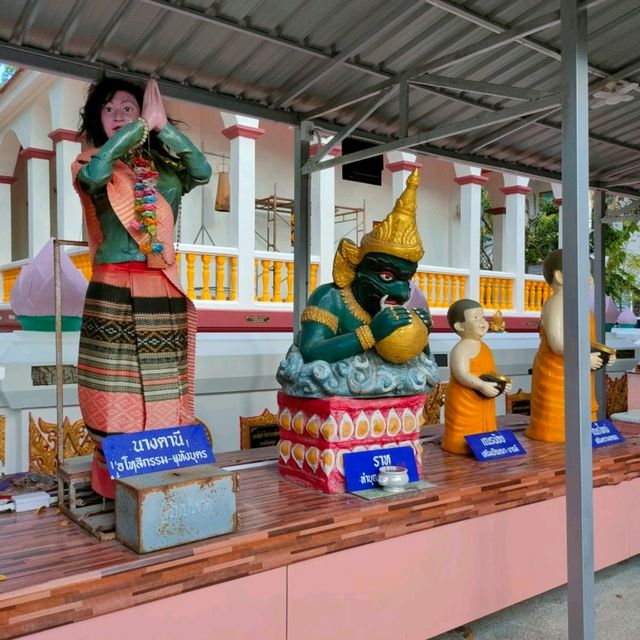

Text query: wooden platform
(2, 416), (640, 639)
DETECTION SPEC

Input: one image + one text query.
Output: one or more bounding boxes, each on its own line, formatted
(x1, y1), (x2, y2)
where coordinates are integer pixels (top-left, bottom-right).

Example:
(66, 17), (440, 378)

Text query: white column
(310, 138), (338, 286)
(453, 164), (487, 301)
(0, 177), (14, 264)
(500, 175), (531, 314)
(21, 148), (54, 257)
(49, 130), (82, 242)
(385, 151), (421, 201)
(551, 182), (563, 248)
(221, 114), (264, 307)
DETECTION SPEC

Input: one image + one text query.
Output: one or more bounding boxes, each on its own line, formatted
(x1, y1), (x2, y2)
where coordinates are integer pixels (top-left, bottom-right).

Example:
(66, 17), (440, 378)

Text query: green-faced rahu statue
(277, 169), (439, 399)
(276, 170), (439, 493)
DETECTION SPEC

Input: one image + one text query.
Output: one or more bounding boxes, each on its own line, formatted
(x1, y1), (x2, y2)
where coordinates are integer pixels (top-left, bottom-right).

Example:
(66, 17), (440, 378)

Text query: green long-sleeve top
(76, 119), (212, 264)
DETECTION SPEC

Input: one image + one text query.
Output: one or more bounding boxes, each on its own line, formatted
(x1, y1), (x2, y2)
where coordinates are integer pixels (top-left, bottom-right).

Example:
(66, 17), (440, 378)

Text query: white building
(2, 68), (632, 473)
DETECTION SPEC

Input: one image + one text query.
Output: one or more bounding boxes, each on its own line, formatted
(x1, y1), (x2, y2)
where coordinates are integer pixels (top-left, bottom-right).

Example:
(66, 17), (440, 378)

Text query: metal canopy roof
(1, 0), (640, 197)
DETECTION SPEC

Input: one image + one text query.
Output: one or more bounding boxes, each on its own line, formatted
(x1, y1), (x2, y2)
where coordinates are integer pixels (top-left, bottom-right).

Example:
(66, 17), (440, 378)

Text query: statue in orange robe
(526, 317), (598, 442)
(443, 299), (512, 455)
(525, 249), (615, 443)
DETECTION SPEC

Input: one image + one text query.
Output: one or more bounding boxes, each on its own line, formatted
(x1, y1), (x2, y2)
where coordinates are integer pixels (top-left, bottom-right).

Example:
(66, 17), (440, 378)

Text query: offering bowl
(591, 342), (615, 368)
(377, 465), (410, 493)
(478, 372), (512, 395)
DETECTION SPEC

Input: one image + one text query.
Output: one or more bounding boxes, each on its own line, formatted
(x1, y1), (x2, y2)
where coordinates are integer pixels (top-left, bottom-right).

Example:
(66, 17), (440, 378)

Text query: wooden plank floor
(2, 417), (640, 639)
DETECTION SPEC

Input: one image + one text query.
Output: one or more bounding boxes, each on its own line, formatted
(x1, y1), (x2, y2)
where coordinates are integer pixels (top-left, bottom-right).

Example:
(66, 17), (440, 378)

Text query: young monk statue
(442, 299), (512, 454)
(525, 249), (615, 443)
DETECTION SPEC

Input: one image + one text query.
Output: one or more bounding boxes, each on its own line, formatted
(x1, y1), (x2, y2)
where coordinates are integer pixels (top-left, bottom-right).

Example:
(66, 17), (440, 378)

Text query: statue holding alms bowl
(442, 299), (512, 455)
(525, 249), (618, 443)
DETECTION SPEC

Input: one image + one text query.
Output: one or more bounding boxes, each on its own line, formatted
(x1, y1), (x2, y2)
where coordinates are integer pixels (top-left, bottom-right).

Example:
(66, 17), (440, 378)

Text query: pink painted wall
(288, 478), (640, 640)
(20, 478), (640, 640)
(22, 567), (287, 640)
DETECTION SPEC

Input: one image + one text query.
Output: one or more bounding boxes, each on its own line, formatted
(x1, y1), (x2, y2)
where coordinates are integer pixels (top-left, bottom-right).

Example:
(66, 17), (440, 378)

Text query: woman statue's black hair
(78, 77), (165, 153)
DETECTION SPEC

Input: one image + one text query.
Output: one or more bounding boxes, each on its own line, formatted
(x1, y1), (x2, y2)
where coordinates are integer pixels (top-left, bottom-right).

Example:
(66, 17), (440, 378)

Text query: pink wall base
(627, 371), (640, 410)
(20, 479), (640, 640)
(288, 478), (640, 640)
(21, 568), (287, 640)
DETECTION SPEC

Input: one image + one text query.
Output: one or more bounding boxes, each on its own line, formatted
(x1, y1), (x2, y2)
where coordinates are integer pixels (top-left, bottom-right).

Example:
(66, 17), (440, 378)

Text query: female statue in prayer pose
(73, 78), (211, 497)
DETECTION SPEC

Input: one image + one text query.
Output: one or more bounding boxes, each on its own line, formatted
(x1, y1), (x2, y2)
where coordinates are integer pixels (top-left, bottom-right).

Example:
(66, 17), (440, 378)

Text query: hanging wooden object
(215, 162), (230, 212)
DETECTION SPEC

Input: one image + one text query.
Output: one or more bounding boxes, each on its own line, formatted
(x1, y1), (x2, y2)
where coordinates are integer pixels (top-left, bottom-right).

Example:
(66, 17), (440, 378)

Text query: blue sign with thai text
(343, 445), (419, 492)
(102, 425), (215, 480)
(591, 419), (624, 448)
(464, 429), (526, 461)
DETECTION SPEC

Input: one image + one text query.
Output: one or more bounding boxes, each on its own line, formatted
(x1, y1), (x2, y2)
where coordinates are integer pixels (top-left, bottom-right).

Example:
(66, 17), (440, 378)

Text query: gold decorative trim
(340, 286), (371, 324)
(0, 415), (5, 466)
(240, 409), (278, 449)
(28, 413), (93, 475)
(301, 306), (339, 333)
(355, 324), (376, 351)
(332, 238), (359, 288)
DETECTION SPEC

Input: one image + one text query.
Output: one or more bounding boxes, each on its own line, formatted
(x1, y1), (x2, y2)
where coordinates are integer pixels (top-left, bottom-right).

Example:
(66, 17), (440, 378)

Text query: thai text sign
(465, 429), (526, 461)
(343, 445), (419, 492)
(591, 419), (624, 448)
(102, 425), (216, 479)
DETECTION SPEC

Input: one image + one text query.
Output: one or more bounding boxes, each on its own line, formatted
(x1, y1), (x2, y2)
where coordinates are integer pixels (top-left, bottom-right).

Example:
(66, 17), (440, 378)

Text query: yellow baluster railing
(525, 280), (552, 311)
(229, 257), (238, 301)
(417, 271), (468, 308)
(200, 255), (212, 300)
(70, 253), (92, 281)
(436, 274), (444, 307)
(417, 272), (426, 298)
(500, 279), (507, 308)
(310, 263), (318, 294)
(185, 253), (196, 299)
(260, 259), (271, 302)
(273, 260), (283, 302)
(2, 267), (21, 303)
(254, 258), (258, 301)
(285, 262), (294, 303)
(479, 276), (514, 310)
(479, 278), (487, 307)
(426, 273), (435, 306)
(215, 256), (227, 301)
(458, 274), (466, 298)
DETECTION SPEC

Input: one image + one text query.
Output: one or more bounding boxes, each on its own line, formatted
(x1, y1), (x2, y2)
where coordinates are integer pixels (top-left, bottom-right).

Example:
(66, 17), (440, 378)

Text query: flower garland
(131, 152), (163, 256)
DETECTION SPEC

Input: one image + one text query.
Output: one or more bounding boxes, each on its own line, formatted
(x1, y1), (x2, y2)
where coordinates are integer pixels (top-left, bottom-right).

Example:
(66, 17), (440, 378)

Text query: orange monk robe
(526, 313), (598, 443)
(443, 342), (497, 454)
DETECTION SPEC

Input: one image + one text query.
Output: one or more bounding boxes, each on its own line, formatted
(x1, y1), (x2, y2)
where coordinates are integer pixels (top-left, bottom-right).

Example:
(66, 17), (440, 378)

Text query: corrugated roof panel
(1, 0), (640, 195)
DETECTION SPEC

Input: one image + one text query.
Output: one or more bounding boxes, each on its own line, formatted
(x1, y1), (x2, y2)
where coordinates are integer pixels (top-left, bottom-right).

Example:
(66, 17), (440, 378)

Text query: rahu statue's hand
(369, 303), (412, 342)
(412, 307), (432, 331)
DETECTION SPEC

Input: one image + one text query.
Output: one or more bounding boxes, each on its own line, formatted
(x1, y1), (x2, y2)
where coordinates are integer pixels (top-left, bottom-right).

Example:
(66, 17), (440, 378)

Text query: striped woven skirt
(78, 261), (196, 497)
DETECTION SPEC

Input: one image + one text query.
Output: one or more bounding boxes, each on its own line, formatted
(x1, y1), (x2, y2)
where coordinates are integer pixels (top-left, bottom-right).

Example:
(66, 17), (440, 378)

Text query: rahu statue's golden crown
(333, 169), (424, 288)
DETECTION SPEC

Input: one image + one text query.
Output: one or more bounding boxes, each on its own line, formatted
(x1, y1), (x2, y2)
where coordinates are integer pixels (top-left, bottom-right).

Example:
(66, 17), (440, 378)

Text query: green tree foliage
(525, 193), (640, 305)
(590, 217), (640, 306)
(525, 198), (559, 267)
(480, 187), (493, 270)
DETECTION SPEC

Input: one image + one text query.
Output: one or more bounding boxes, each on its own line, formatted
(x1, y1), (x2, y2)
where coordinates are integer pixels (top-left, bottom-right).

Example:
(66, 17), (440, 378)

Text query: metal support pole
(293, 122), (312, 334)
(53, 238), (88, 507)
(593, 190), (606, 418)
(561, 2), (595, 639)
(54, 239), (64, 507)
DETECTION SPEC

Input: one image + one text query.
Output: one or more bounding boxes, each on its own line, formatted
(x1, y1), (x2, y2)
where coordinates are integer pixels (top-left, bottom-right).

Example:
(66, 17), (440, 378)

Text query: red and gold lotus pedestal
(277, 390), (425, 494)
